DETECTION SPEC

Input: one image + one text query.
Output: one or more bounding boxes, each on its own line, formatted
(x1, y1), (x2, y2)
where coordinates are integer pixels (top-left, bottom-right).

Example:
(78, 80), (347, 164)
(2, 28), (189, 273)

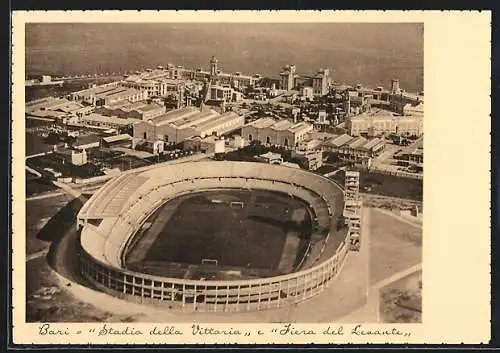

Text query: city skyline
(26, 23), (423, 93)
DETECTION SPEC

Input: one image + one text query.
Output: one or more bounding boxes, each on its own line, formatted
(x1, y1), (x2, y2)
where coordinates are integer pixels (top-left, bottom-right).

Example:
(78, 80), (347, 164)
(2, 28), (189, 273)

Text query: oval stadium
(76, 161), (361, 312)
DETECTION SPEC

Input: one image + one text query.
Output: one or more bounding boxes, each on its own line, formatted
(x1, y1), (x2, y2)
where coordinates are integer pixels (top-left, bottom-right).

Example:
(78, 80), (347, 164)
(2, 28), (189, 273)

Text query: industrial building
(94, 101), (166, 121)
(144, 57), (258, 89)
(102, 134), (134, 149)
(183, 135), (225, 154)
(26, 97), (93, 118)
(70, 84), (147, 106)
(323, 134), (386, 163)
(133, 106), (245, 144)
(71, 134), (102, 150)
(77, 113), (138, 130)
(121, 74), (186, 100)
(346, 110), (423, 137)
(241, 117), (313, 148)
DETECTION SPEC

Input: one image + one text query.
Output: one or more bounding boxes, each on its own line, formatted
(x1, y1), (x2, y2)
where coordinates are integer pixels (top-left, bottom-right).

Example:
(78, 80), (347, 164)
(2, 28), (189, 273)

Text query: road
(26, 165), (42, 177)
(26, 191), (66, 201)
(26, 248), (50, 262)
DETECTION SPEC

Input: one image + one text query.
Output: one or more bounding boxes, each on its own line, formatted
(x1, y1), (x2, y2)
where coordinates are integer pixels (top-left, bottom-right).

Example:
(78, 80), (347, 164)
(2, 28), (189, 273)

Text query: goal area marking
(201, 258), (218, 266)
(230, 201), (244, 208)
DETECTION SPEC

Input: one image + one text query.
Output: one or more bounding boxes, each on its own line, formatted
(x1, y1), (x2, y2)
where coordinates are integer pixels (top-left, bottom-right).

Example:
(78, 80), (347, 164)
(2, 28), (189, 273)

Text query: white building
(312, 68), (330, 96)
(133, 106), (245, 144)
(279, 64), (297, 91)
(241, 118), (313, 148)
(300, 86), (314, 100)
(346, 111), (424, 137)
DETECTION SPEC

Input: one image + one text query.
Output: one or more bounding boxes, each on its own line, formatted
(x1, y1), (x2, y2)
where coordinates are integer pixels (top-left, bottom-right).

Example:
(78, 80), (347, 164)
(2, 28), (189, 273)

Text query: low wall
(79, 238), (350, 312)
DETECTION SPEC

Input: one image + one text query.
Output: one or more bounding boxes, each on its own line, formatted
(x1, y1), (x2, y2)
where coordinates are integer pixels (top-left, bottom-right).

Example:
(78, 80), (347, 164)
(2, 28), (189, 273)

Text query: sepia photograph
(23, 21), (424, 324)
(11, 10), (491, 345)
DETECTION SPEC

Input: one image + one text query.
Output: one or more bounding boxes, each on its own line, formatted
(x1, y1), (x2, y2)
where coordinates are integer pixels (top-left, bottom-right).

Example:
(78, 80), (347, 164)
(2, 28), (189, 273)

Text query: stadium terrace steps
(79, 161), (346, 274)
(85, 174), (149, 217)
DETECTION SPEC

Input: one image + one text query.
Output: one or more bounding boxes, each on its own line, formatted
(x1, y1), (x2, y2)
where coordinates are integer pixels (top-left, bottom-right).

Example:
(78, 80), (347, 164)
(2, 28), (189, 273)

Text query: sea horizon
(25, 23), (424, 93)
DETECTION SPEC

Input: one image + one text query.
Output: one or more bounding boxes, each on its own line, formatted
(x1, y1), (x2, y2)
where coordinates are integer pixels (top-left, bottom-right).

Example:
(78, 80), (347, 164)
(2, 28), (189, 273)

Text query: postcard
(11, 10), (491, 345)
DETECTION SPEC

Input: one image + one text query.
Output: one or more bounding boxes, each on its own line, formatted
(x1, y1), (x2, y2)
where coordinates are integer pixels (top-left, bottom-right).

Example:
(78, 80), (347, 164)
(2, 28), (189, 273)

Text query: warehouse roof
(246, 117), (276, 129)
(193, 112), (241, 132)
(151, 107), (200, 125)
(288, 121), (312, 133)
(272, 120), (294, 131)
(327, 134), (354, 147)
(81, 113), (135, 126)
(362, 137), (385, 150)
(103, 134), (133, 144)
(170, 109), (218, 129)
(348, 136), (368, 149)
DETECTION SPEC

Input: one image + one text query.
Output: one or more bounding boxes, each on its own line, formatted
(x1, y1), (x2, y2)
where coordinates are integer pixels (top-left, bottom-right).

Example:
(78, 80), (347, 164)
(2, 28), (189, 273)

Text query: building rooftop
(259, 152), (282, 160)
(328, 134), (354, 147)
(72, 84), (121, 99)
(247, 117), (276, 129)
(151, 107), (200, 125)
(26, 97), (54, 108)
(27, 110), (68, 118)
(410, 147), (424, 156)
(281, 161), (301, 169)
(57, 102), (85, 113)
(134, 103), (163, 113)
(123, 101), (148, 110)
(359, 87), (390, 95)
(350, 111), (395, 121)
(403, 102), (424, 114)
(271, 120), (294, 131)
(26, 97), (72, 113)
(362, 137), (385, 150)
(81, 113), (135, 125)
(103, 134), (133, 144)
(103, 100), (133, 110)
(97, 87), (142, 100)
(347, 136), (368, 149)
(73, 134), (102, 147)
(193, 112), (241, 132)
(158, 78), (185, 85)
(288, 121), (312, 133)
(169, 109), (218, 129)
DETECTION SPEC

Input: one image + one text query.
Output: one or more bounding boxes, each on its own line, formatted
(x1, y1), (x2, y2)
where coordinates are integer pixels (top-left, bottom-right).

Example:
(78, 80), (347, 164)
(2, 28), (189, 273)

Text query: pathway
(26, 249), (50, 262)
(26, 191), (66, 202)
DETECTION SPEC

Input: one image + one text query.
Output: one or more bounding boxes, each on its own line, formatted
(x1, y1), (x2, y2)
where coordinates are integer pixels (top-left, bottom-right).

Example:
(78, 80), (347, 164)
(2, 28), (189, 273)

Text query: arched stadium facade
(76, 161), (361, 312)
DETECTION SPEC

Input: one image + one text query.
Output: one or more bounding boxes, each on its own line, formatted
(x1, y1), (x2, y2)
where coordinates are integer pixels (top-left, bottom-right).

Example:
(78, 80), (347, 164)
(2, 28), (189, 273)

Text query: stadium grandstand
(76, 161), (363, 312)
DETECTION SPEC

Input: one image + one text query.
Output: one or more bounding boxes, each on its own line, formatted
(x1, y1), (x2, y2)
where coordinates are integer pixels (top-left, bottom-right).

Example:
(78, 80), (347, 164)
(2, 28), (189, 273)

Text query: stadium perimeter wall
(77, 161), (352, 312)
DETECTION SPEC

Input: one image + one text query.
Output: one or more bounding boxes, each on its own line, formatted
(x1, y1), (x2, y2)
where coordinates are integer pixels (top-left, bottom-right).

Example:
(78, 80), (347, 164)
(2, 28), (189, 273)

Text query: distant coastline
(25, 23), (423, 93)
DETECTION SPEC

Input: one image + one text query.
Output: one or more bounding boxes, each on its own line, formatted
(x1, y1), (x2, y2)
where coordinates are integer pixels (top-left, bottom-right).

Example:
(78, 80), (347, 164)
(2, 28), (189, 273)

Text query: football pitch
(125, 189), (313, 279)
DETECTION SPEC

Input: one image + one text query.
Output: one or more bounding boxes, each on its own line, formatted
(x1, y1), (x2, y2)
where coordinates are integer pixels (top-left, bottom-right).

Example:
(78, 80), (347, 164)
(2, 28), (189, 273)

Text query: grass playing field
(125, 189), (313, 279)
